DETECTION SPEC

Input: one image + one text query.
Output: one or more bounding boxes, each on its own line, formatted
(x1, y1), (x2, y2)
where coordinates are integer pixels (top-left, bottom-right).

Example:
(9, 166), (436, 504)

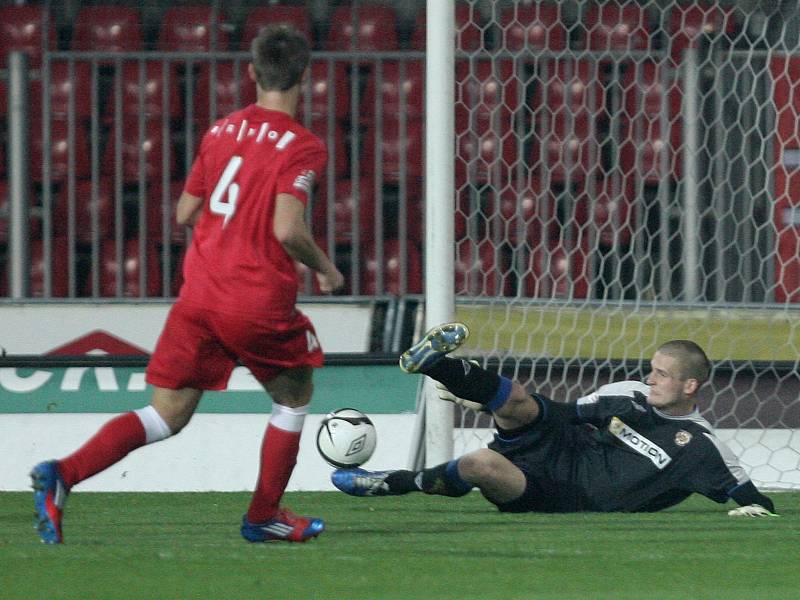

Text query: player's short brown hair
(657, 340), (711, 385)
(250, 24), (310, 92)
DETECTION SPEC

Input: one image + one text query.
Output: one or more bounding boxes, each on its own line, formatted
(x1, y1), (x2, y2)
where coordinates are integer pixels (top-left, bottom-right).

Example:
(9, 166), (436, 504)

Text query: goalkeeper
(332, 323), (777, 517)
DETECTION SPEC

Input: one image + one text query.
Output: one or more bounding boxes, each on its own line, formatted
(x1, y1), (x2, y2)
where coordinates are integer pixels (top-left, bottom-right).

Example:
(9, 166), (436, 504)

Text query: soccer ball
(316, 408), (377, 468)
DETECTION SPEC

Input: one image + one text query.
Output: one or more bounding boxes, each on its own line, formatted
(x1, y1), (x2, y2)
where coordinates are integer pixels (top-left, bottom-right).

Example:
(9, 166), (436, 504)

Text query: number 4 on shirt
(210, 156), (243, 227)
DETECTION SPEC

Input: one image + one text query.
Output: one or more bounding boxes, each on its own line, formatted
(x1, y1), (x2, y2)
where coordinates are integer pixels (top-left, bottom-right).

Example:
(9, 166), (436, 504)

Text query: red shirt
(180, 105), (326, 320)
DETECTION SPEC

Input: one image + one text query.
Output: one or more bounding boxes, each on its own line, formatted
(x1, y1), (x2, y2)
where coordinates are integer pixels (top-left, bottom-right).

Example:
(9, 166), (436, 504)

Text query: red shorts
(146, 301), (324, 390)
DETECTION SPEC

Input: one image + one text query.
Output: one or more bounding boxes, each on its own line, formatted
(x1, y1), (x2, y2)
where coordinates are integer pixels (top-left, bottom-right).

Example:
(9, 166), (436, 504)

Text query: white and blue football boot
(331, 468), (398, 496)
(399, 322), (470, 374)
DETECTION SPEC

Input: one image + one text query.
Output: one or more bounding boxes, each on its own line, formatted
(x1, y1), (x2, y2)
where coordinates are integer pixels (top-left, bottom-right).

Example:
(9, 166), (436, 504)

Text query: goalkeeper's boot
(399, 322), (470, 373)
(331, 468), (398, 496)
(240, 508), (325, 543)
(30, 460), (69, 544)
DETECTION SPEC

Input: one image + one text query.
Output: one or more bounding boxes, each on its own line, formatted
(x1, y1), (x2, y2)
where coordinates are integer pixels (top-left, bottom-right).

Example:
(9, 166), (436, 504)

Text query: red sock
(246, 424), (301, 523)
(58, 412), (146, 488)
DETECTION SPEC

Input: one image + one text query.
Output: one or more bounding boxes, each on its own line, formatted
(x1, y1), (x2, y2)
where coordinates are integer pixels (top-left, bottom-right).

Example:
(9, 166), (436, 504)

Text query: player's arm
(691, 433), (778, 517)
(727, 481), (777, 516)
(176, 191), (203, 227)
(273, 192), (344, 293)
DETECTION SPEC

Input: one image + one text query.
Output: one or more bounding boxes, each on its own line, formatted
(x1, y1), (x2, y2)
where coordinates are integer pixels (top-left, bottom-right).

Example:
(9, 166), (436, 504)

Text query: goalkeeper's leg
(422, 357), (539, 430)
(399, 323), (539, 429)
(332, 450), (526, 505)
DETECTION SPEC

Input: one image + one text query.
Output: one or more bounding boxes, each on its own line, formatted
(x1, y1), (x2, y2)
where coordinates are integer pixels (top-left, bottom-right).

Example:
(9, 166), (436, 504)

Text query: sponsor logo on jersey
(674, 430), (692, 446)
(293, 170), (316, 194)
(608, 416), (672, 469)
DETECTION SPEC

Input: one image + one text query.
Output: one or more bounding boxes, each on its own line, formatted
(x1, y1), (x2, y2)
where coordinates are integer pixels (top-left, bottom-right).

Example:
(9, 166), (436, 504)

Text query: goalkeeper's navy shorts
(487, 394), (593, 513)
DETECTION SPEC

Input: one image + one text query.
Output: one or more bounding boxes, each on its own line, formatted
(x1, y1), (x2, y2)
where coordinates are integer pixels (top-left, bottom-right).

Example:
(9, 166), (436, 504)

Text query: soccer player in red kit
(31, 24), (344, 544)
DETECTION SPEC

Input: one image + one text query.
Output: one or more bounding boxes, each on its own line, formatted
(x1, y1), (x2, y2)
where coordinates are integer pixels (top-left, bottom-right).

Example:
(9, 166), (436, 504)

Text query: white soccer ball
(316, 408), (377, 468)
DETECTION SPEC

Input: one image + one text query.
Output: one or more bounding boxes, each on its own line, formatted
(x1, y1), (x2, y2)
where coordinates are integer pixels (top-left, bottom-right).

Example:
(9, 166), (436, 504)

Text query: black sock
(423, 357), (501, 404)
(419, 461), (472, 497)
(384, 470), (420, 494)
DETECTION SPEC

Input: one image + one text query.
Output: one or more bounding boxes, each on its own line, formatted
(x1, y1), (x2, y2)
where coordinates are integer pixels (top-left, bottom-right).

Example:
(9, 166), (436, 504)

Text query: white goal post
(415, 0), (800, 489)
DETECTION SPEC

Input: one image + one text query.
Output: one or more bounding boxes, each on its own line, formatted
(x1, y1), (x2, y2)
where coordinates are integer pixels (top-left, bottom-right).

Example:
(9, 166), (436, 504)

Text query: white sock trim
(134, 405), (172, 444)
(269, 403), (308, 433)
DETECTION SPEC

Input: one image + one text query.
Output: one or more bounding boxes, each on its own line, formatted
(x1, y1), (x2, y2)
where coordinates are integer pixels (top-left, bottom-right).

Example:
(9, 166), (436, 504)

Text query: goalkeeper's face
(645, 351), (696, 415)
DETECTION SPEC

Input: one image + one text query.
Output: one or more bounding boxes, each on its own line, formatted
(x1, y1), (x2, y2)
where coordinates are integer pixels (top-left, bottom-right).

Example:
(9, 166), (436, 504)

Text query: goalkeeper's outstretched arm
(729, 481), (775, 516)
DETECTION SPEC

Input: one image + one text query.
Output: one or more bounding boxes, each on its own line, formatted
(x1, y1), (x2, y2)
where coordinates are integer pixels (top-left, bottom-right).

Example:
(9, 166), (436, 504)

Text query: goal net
(436, 0), (800, 490)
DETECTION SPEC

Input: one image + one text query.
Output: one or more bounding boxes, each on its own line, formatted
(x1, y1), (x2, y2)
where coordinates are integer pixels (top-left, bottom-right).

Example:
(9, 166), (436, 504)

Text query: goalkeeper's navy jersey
(489, 382), (751, 512)
(571, 383), (749, 512)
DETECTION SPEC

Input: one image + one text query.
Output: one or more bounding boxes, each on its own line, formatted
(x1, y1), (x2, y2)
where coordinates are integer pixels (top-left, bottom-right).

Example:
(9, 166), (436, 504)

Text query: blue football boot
(30, 460), (69, 544)
(331, 468), (399, 496)
(240, 508), (325, 543)
(399, 322), (470, 373)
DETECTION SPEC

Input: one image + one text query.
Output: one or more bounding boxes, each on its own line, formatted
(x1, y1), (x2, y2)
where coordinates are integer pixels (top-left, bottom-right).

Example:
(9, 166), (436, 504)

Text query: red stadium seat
(455, 59), (519, 136)
(147, 181), (189, 245)
(305, 117), (350, 179)
(584, 2), (651, 52)
(33, 61), (93, 120)
(71, 6), (143, 54)
(159, 6), (229, 52)
(525, 243), (589, 299)
(102, 118), (175, 184)
(242, 5), (312, 47)
(362, 238), (422, 295)
(362, 118), (424, 184)
(480, 182), (546, 246)
(620, 60), (673, 184)
(53, 179), (116, 245)
(0, 5), (56, 67)
(0, 180), (46, 244)
(668, 3), (735, 65)
(296, 61), (352, 122)
(411, 3), (482, 51)
(455, 60), (520, 186)
(30, 118), (91, 183)
(99, 239), (161, 297)
(523, 199), (590, 299)
(312, 178), (376, 245)
(361, 60), (424, 120)
(106, 61), (181, 121)
(588, 177), (635, 247)
(325, 5), (399, 51)
(774, 197), (800, 303)
(498, 2), (567, 52)
(194, 61), (257, 125)
(455, 239), (505, 297)
(30, 237), (70, 298)
(530, 59), (602, 183)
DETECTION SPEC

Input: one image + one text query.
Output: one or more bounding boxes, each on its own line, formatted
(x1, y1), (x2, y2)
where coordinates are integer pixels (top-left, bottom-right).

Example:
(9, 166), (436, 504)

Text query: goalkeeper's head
(645, 340), (711, 414)
(656, 340), (711, 386)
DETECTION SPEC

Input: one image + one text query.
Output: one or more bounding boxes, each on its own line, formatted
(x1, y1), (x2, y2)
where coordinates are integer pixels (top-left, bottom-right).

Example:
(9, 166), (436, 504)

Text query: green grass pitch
(1, 491), (797, 599)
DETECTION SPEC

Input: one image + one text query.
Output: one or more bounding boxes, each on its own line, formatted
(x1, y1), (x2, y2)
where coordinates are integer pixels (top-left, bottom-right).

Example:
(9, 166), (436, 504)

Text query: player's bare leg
(455, 449), (527, 503)
(149, 387), (203, 432)
(241, 366), (324, 543)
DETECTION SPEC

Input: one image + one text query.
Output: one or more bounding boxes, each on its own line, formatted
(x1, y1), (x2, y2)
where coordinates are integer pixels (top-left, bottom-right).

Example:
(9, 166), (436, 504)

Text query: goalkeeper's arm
(727, 481), (777, 516)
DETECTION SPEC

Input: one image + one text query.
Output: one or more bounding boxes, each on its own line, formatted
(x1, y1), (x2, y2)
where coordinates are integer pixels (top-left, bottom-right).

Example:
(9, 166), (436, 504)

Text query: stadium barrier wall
(0, 359), (418, 492)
